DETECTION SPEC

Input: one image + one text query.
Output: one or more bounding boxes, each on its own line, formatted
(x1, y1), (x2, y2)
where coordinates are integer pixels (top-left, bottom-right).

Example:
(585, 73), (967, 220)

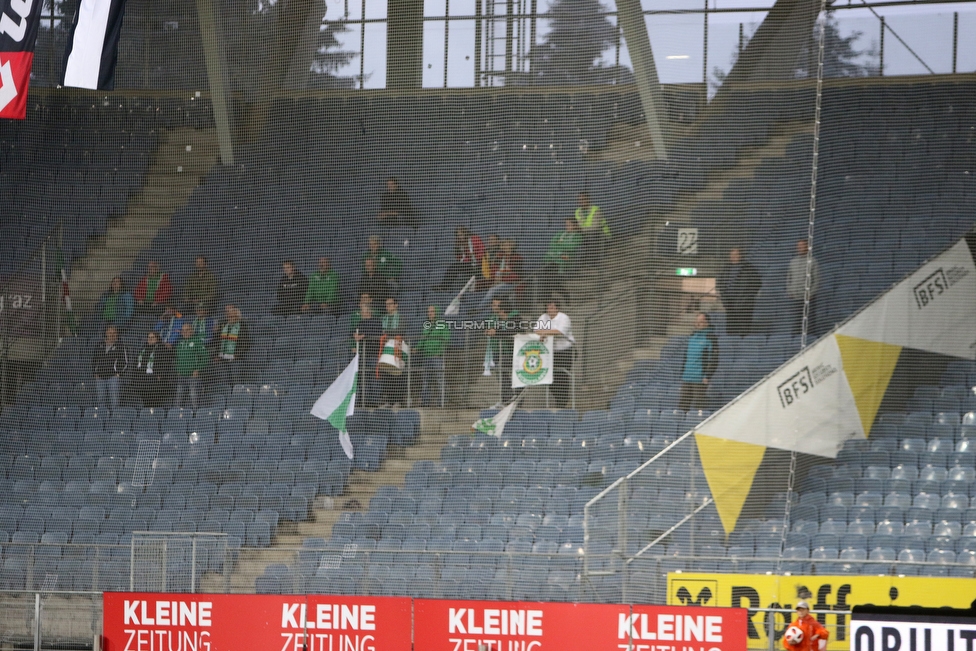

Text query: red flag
(0, 52), (31, 120)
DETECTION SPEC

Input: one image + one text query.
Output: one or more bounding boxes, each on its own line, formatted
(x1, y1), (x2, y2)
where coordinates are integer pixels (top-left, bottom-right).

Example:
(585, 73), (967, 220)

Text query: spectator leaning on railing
(416, 305), (449, 407)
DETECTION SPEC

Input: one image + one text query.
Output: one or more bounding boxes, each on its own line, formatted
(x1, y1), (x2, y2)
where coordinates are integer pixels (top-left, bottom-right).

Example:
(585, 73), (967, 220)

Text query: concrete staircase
(209, 409), (479, 593)
(68, 128), (218, 317)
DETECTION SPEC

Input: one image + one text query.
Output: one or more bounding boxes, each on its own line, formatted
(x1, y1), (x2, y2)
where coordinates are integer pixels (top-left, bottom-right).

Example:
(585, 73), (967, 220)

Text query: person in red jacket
(783, 601), (829, 651)
(134, 260), (173, 316)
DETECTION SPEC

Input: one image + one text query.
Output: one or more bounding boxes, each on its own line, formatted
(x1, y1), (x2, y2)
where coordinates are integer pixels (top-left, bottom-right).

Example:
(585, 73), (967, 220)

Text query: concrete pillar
(387, 0), (424, 89)
(616, 0), (669, 160)
(195, 0), (235, 165)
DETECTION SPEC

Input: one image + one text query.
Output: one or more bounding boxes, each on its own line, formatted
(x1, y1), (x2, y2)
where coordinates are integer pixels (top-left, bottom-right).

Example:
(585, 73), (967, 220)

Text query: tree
(794, 12), (879, 79)
(308, 13), (359, 89)
(711, 11), (878, 91)
(517, 0), (631, 85)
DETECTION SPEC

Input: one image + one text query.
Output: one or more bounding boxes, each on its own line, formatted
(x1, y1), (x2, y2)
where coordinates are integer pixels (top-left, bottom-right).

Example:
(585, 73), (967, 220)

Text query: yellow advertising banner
(667, 573), (976, 650)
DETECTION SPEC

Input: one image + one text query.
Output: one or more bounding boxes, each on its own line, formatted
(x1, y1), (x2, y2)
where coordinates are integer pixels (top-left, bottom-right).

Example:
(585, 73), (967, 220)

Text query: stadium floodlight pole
(777, 0), (829, 577)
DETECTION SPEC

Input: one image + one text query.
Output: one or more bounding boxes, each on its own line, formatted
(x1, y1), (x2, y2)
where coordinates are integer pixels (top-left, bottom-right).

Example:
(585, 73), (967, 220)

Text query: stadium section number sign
(851, 611), (976, 651)
(667, 574), (976, 651)
(678, 228), (699, 255)
(103, 593), (748, 651)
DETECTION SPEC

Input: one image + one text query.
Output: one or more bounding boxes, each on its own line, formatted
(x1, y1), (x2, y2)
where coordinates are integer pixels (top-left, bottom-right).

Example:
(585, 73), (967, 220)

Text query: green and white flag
(472, 393), (522, 438)
(512, 334), (553, 388)
(56, 249), (77, 335)
(310, 354), (358, 459)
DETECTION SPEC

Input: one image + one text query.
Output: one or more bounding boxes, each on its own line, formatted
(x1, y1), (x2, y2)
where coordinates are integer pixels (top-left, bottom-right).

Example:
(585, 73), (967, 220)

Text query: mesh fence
(2, 0), (976, 612)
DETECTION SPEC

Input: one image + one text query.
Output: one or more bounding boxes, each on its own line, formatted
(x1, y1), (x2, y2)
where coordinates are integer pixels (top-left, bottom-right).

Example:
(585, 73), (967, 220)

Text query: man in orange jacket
(783, 601), (829, 651)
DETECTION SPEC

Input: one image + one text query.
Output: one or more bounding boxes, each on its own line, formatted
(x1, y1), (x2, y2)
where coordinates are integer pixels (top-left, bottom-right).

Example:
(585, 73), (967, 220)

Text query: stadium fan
(173, 323), (209, 410)
(535, 298), (576, 409)
(302, 256), (340, 314)
(91, 326), (129, 409)
(718, 247), (762, 336)
(358, 257), (393, 302)
(435, 226), (485, 292)
(133, 260), (173, 316)
(351, 295), (383, 408)
(415, 305), (449, 407)
(96, 276), (134, 331)
(154, 304), (186, 348)
(538, 218), (582, 297)
(183, 255), (218, 312)
(213, 305), (250, 387)
(782, 601), (829, 651)
(189, 302), (216, 346)
(377, 177), (416, 228)
(486, 297), (524, 409)
(275, 260), (308, 316)
(786, 239), (821, 335)
(481, 238), (524, 308)
(574, 191), (610, 265)
(132, 331), (173, 408)
(379, 296), (408, 408)
(678, 312), (718, 412)
(364, 235), (402, 281)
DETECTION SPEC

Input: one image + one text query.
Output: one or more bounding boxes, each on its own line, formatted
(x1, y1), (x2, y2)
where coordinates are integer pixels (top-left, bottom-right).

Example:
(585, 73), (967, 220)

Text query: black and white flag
(62, 0), (127, 90)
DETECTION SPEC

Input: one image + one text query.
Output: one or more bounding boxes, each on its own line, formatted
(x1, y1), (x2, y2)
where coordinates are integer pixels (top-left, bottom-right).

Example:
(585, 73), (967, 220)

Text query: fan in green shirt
(364, 235), (401, 279)
(543, 218), (583, 273)
(174, 323), (210, 378)
(302, 257), (340, 313)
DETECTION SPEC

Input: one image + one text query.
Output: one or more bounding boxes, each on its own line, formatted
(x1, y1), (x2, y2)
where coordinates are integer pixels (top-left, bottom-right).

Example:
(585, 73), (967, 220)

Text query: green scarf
(145, 275), (161, 303)
(220, 322), (242, 359)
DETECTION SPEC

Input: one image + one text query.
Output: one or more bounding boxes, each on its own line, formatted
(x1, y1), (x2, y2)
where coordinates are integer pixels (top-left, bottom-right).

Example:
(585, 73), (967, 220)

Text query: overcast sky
(324, 0), (976, 89)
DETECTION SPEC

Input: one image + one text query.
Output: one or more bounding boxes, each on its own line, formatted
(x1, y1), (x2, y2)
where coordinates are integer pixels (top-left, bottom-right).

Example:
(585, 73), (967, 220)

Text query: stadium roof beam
(616, 0), (670, 160)
(716, 0), (820, 90)
(195, 0), (235, 165)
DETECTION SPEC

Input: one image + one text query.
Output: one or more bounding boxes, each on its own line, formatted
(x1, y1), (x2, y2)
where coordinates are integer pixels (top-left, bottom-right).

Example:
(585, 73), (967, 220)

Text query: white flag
(472, 393), (523, 438)
(444, 275), (477, 316)
(310, 354), (358, 459)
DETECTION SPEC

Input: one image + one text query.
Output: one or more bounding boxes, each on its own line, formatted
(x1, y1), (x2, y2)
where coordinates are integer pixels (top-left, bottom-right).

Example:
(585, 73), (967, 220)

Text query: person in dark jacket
(275, 260), (308, 315)
(377, 177), (416, 228)
(132, 331), (173, 408)
(352, 298), (383, 408)
(92, 326), (129, 409)
(718, 247), (762, 336)
(213, 304), (250, 387)
(357, 257), (393, 303)
(678, 313), (719, 412)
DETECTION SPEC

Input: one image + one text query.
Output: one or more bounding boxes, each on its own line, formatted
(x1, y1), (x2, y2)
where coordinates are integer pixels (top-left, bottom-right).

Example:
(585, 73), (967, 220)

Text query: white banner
(851, 616), (976, 651)
(696, 333), (863, 458)
(839, 239), (976, 359)
(512, 334), (554, 388)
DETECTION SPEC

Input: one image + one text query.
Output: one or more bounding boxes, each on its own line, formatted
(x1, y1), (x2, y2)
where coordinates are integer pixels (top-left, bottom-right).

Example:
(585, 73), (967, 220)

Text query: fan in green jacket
(416, 305), (451, 407)
(302, 256), (340, 313)
(364, 235), (401, 279)
(543, 218), (583, 273)
(173, 322), (210, 409)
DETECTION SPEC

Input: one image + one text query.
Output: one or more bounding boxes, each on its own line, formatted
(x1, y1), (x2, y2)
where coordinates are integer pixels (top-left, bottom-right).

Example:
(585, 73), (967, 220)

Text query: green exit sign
(676, 267), (698, 276)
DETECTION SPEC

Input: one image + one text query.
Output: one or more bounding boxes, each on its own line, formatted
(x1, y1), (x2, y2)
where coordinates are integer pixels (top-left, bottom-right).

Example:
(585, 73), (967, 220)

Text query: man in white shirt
(535, 299), (576, 408)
